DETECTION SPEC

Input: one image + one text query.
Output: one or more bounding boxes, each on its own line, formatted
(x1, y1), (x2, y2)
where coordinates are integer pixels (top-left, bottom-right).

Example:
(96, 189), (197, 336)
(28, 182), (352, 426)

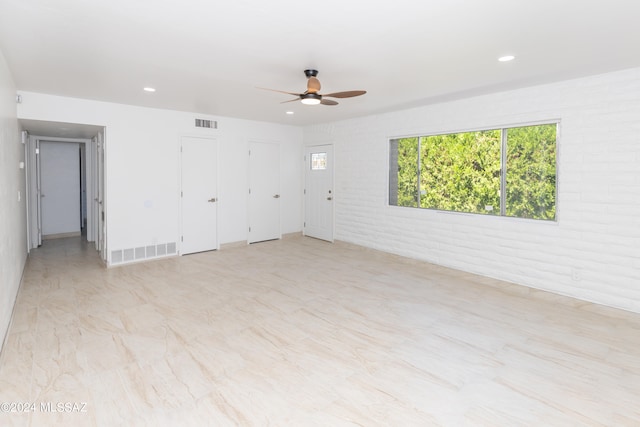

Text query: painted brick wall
(304, 67), (640, 313)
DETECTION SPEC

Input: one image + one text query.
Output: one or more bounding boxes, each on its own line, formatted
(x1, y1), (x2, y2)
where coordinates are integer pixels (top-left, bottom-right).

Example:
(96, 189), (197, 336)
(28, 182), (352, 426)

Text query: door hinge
(249, 227), (251, 232)
(303, 189), (306, 194)
(248, 188), (251, 194)
(181, 236), (183, 242)
(303, 222), (306, 227)
(181, 191), (183, 197)
(248, 150), (251, 156)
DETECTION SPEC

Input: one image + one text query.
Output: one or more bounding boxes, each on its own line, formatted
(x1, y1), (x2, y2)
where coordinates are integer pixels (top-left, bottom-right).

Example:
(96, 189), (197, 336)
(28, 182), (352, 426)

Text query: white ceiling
(1, 0), (640, 127)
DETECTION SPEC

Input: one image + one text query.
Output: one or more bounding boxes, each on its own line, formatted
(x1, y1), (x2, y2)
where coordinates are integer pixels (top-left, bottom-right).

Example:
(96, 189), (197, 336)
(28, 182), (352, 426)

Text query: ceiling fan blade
(307, 77), (321, 94)
(322, 90), (367, 98)
(320, 99), (338, 106)
(280, 97), (301, 104)
(256, 87), (301, 96)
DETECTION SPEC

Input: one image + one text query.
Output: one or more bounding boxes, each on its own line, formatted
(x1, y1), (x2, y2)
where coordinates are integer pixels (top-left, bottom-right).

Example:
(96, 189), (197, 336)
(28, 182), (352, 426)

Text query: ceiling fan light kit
(259, 69), (366, 106)
(300, 93), (322, 105)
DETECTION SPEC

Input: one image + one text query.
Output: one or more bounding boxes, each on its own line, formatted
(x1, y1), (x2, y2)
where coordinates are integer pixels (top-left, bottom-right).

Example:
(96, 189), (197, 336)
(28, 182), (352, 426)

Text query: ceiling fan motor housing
(304, 69), (319, 78)
(301, 93), (321, 101)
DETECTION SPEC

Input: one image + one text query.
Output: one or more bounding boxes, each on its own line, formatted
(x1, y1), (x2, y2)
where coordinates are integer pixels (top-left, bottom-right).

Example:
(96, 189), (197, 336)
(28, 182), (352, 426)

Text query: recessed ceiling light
(143, 87), (156, 92)
(285, 111), (294, 115)
(498, 55), (515, 62)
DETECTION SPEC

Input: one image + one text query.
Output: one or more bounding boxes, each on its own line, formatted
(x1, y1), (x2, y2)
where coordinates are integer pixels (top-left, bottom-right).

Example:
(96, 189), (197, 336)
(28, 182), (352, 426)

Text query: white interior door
(304, 144), (334, 242)
(97, 130), (106, 258)
(27, 138), (43, 248)
(84, 138), (94, 243)
(40, 141), (81, 237)
(89, 136), (98, 246)
(248, 142), (281, 243)
(181, 137), (218, 254)
(36, 140), (42, 245)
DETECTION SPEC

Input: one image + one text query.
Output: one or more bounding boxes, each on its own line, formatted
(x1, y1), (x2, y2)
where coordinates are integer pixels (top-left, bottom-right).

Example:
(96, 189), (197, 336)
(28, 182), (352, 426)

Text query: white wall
(0, 49), (27, 350)
(304, 67), (640, 313)
(13, 68), (640, 313)
(39, 141), (81, 236)
(17, 93), (303, 262)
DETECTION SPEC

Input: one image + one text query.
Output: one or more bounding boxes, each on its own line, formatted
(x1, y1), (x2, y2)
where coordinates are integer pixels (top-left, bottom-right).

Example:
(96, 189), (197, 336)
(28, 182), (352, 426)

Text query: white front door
(304, 144), (334, 242)
(248, 142), (281, 243)
(181, 137), (218, 254)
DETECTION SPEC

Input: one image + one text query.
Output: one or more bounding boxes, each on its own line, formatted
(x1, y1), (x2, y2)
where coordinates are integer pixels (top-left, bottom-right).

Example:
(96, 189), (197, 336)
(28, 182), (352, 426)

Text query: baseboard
(220, 240), (248, 249)
(0, 252), (29, 364)
(43, 231), (81, 240)
(282, 232), (303, 239)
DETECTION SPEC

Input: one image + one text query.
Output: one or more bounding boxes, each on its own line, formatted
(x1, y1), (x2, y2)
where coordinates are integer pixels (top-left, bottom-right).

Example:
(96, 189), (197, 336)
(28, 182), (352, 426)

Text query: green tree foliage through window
(393, 137), (419, 207)
(389, 123), (557, 221)
(421, 130), (501, 214)
(506, 124), (556, 219)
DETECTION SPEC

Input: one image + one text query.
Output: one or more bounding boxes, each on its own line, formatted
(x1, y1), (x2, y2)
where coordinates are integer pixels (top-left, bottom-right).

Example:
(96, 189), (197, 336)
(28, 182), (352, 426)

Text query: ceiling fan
(259, 69), (366, 106)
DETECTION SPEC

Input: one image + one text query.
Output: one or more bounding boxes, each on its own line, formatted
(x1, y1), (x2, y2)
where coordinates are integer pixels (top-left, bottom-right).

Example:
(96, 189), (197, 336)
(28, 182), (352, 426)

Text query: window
(311, 152), (327, 170)
(389, 123), (557, 220)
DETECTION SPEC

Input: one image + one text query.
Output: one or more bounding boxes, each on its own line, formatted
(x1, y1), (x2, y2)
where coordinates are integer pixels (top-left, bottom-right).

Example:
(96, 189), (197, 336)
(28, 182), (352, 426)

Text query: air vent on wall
(195, 118), (217, 129)
(110, 242), (177, 265)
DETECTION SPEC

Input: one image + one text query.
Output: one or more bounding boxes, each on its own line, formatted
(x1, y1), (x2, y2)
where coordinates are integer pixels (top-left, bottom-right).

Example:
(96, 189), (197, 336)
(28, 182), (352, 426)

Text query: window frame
(388, 120), (559, 221)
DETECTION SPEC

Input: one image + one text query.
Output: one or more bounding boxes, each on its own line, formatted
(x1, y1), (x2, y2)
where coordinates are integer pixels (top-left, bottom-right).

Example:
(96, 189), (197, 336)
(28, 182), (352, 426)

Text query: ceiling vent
(195, 118), (217, 129)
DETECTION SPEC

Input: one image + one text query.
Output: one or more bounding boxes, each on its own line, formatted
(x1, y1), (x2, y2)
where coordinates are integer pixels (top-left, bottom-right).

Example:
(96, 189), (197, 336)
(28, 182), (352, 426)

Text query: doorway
(39, 141), (81, 238)
(23, 120), (106, 260)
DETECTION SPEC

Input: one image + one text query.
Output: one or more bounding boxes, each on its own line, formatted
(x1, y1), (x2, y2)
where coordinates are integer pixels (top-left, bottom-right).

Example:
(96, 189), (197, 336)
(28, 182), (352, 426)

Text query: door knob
(273, 194), (280, 199)
(208, 198), (217, 203)
(327, 197), (333, 200)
